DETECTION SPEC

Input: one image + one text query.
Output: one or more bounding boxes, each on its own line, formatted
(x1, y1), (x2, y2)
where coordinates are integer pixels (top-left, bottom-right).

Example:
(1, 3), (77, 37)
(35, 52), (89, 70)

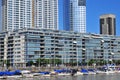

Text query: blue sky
(59, 0), (120, 35)
(86, 0), (120, 35)
(0, 0), (120, 35)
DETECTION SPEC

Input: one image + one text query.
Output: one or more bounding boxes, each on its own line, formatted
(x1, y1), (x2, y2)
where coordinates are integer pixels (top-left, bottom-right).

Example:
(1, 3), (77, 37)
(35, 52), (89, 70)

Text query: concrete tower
(100, 14), (116, 35)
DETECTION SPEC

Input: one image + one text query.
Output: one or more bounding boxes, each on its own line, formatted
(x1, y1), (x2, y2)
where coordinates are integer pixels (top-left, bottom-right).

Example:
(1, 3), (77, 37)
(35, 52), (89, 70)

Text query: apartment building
(2, 0), (58, 31)
(0, 28), (120, 67)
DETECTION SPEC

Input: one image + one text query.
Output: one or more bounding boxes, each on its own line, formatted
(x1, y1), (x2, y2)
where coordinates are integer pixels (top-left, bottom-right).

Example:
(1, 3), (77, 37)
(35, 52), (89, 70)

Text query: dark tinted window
(78, 0), (86, 6)
(100, 19), (104, 24)
(114, 18), (116, 35)
(100, 19), (104, 34)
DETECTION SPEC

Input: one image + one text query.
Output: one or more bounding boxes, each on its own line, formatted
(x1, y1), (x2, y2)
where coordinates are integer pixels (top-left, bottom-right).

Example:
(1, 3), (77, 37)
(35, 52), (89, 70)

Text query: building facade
(100, 14), (116, 35)
(0, 28), (120, 67)
(34, 0), (58, 30)
(63, 0), (86, 33)
(2, 0), (58, 31)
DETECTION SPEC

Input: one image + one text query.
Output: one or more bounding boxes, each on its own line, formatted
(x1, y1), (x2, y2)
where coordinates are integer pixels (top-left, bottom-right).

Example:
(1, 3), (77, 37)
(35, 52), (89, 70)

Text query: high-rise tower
(63, 0), (86, 33)
(100, 14), (116, 35)
(2, 0), (58, 31)
(34, 0), (58, 30)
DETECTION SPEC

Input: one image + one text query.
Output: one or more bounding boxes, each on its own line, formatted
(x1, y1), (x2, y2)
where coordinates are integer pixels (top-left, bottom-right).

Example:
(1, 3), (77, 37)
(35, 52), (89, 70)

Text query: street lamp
(76, 46), (81, 67)
(101, 40), (104, 43)
(101, 40), (104, 65)
(77, 47), (78, 67)
(73, 41), (79, 67)
(4, 59), (7, 70)
(82, 48), (86, 68)
(111, 52), (114, 55)
(111, 52), (114, 64)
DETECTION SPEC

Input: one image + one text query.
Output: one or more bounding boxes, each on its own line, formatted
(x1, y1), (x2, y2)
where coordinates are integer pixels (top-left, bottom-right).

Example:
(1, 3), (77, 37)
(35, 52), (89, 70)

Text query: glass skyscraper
(63, 0), (86, 33)
(2, 0), (58, 31)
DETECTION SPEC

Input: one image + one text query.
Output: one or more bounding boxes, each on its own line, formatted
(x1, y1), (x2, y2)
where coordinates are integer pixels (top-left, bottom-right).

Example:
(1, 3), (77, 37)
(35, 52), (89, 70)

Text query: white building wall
(13, 35), (25, 67)
(2, 0), (58, 31)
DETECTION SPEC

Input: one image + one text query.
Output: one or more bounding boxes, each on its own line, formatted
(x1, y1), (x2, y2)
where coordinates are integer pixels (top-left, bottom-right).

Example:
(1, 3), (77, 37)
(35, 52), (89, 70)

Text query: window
(78, 0), (86, 6)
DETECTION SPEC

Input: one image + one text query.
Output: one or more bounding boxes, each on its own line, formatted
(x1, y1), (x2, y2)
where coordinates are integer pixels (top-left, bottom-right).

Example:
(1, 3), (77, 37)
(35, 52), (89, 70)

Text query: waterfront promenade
(1, 65), (120, 72)
(0, 72), (120, 80)
(0, 65), (120, 80)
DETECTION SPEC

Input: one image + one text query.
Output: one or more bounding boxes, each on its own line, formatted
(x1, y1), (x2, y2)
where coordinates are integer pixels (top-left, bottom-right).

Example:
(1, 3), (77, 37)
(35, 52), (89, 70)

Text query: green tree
(36, 58), (48, 66)
(99, 60), (106, 65)
(51, 59), (62, 64)
(36, 58), (62, 66)
(3, 60), (10, 67)
(6, 60), (10, 67)
(26, 61), (34, 66)
(69, 59), (77, 66)
(88, 59), (95, 66)
(116, 60), (120, 65)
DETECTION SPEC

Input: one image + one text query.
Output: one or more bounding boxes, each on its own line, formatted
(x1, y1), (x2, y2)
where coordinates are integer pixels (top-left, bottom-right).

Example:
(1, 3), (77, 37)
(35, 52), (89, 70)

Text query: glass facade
(0, 28), (120, 67)
(64, 0), (86, 33)
(63, 0), (70, 31)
